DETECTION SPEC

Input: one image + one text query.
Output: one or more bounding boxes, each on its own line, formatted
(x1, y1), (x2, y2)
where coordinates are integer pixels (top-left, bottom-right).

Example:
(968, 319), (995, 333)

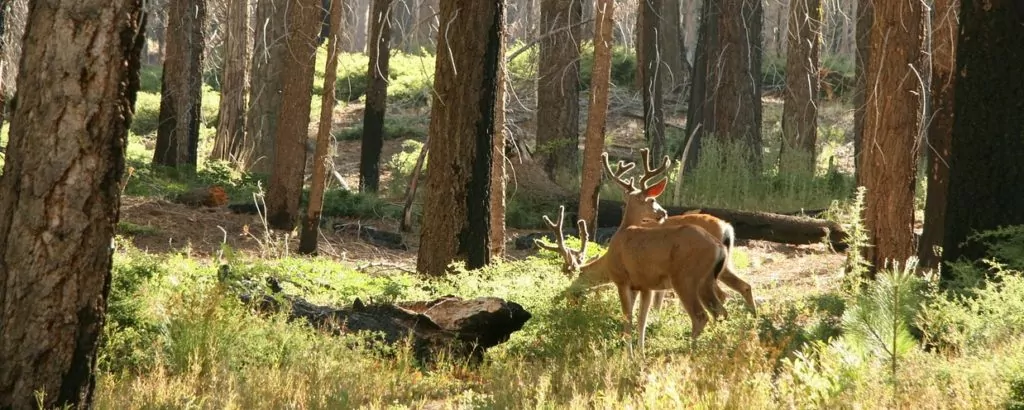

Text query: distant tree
(415, 0), (439, 51)
(265, 0), (322, 230)
(245, 0), (287, 174)
(211, 0), (251, 164)
(360, 0), (393, 193)
(641, 0), (666, 161)
(0, 1), (144, 407)
(0, 0), (26, 132)
(662, 0), (686, 95)
(941, 2), (1024, 269)
(577, 0), (615, 237)
(417, 0), (505, 276)
(852, 0), (872, 184)
(536, 0), (581, 186)
(918, 0), (958, 270)
(778, 0), (822, 174)
(153, 0), (206, 170)
(860, 0), (923, 276)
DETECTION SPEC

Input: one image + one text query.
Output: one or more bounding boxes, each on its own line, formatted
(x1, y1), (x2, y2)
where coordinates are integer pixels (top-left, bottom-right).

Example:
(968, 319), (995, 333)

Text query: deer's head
(602, 149), (671, 227)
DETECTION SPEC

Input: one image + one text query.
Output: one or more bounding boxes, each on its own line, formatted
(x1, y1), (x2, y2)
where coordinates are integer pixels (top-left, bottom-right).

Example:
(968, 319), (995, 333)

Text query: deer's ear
(643, 178), (667, 198)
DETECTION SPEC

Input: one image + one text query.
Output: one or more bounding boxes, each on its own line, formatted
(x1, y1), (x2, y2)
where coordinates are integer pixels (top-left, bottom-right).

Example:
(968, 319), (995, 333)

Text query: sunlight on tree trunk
(246, 0), (287, 174)
(577, 0), (615, 239)
(153, 0), (206, 170)
(361, 0), (392, 193)
(779, 0), (821, 175)
(852, 0), (872, 185)
(211, 0), (251, 165)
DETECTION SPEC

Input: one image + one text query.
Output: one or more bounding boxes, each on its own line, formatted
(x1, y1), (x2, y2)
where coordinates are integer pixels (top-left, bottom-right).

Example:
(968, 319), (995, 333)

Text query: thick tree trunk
(852, 0), (872, 185)
(641, 0), (666, 161)
(246, 0), (287, 174)
(577, 0), (615, 239)
(860, 0), (922, 276)
(153, 0), (206, 170)
(941, 2), (1024, 269)
(0, 2), (144, 407)
(683, 0), (715, 171)
(918, 0), (958, 270)
(300, 0), (344, 255)
(211, 0), (251, 164)
(778, 0), (821, 174)
(0, 0), (26, 131)
(360, 0), (392, 193)
(662, 0), (686, 95)
(417, 0), (505, 276)
(265, 0), (321, 231)
(536, 0), (581, 186)
(490, 50), (507, 259)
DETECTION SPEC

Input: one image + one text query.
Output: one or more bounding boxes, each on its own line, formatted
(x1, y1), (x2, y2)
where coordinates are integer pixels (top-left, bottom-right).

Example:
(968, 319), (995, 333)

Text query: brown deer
(537, 205), (727, 352)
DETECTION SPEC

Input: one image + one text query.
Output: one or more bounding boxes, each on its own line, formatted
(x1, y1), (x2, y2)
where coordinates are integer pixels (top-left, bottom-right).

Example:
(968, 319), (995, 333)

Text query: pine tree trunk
(852, 0), (872, 185)
(0, 0), (26, 130)
(361, 0), (392, 193)
(153, 0), (206, 170)
(662, 0), (686, 95)
(641, 0), (666, 161)
(536, 0), (581, 186)
(577, 0), (615, 237)
(245, 0), (288, 174)
(265, 0), (321, 231)
(0, 2), (144, 407)
(417, 0), (505, 276)
(211, 0), (251, 164)
(415, 0), (439, 52)
(918, 0), (958, 270)
(490, 41), (507, 259)
(779, 0), (821, 175)
(941, 2), (1024, 268)
(860, 0), (922, 276)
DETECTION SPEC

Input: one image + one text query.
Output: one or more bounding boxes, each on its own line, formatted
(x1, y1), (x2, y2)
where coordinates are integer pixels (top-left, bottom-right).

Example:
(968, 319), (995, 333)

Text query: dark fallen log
(240, 289), (531, 365)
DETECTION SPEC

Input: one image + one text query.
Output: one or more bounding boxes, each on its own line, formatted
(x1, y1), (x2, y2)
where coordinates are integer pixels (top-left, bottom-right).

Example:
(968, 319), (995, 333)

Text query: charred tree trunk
(536, 0), (581, 186)
(265, 0), (321, 231)
(778, 0), (821, 174)
(416, 0), (505, 275)
(577, 0), (615, 239)
(0, 2), (144, 407)
(153, 0), (206, 170)
(211, 0), (251, 164)
(941, 2), (1024, 270)
(360, 0), (392, 193)
(641, 0), (666, 161)
(860, 0), (923, 276)
(246, 0), (287, 174)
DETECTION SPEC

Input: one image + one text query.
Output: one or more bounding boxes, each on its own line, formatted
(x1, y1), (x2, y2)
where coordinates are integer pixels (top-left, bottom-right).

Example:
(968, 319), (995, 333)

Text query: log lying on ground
(240, 285), (531, 364)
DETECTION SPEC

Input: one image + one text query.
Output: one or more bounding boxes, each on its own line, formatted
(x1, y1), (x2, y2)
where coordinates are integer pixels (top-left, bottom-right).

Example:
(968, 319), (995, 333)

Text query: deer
(537, 205), (728, 353)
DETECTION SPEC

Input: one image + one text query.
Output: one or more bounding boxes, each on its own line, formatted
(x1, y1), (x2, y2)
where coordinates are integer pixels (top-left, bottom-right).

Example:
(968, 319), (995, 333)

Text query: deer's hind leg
(672, 281), (710, 341)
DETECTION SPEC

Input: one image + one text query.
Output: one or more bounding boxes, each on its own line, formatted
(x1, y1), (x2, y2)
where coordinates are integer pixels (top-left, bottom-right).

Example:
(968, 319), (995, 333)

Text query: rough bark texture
(941, 1), (1024, 268)
(641, 0), (666, 161)
(0, 1), (144, 407)
(683, 0), (715, 170)
(245, 0), (287, 174)
(662, 0), (686, 95)
(211, 0), (251, 163)
(490, 48), (507, 258)
(300, 0), (343, 255)
(576, 0), (614, 239)
(153, 0), (206, 170)
(417, 0), (505, 276)
(0, 0), (26, 130)
(852, 0), (872, 185)
(360, 0), (392, 193)
(917, 0), (958, 270)
(860, 0), (922, 276)
(265, 0), (321, 231)
(779, 0), (821, 175)
(536, 0), (581, 187)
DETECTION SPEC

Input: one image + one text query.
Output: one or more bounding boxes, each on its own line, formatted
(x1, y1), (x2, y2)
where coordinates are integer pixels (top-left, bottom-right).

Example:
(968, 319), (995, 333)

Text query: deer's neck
(571, 253), (614, 290)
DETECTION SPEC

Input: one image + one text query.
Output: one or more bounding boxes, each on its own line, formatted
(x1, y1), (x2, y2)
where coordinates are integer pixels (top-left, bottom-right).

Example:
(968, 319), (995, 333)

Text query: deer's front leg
(636, 289), (654, 355)
(617, 284), (636, 349)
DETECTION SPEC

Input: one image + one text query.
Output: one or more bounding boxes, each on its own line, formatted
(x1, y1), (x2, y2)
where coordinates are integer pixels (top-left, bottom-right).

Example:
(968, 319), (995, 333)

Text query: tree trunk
(300, 0), (344, 255)
(490, 46), (507, 259)
(577, 0), (615, 239)
(416, 0), (505, 276)
(662, 0), (685, 95)
(0, 0), (26, 131)
(683, 0), (715, 171)
(246, 0), (287, 174)
(536, 0), (581, 186)
(941, 2), (1024, 269)
(634, 0), (644, 89)
(265, 0), (321, 231)
(0, 2), (144, 407)
(860, 0), (922, 276)
(415, 0), (439, 52)
(778, 0), (821, 175)
(918, 0), (958, 270)
(641, 0), (667, 161)
(852, 0), (872, 185)
(360, 0), (392, 193)
(153, 0), (206, 170)
(211, 0), (251, 164)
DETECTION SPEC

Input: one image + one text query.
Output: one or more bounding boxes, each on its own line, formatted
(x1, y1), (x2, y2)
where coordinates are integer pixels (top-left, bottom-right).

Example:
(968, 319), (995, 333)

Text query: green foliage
(323, 51), (436, 104)
(382, 139), (428, 198)
(335, 116), (429, 142)
(305, 188), (403, 221)
(506, 40), (638, 91)
(131, 92), (161, 136)
(138, 65), (163, 93)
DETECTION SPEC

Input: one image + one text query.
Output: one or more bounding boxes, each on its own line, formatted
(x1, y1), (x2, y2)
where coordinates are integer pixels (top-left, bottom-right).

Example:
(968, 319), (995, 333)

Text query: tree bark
(852, 0), (872, 185)
(300, 0), (344, 255)
(917, 0), (958, 270)
(577, 0), (615, 239)
(860, 0), (922, 276)
(245, 0), (287, 174)
(536, 0), (581, 186)
(360, 0), (392, 193)
(211, 0), (251, 164)
(641, 0), (667, 161)
(0, 1), (144, 407)
(683, 0), (715, 171)
(941, 1), (1024, 269)
(778, 0), (821, 175)
(153, 0), (206, 170)
(265, 0), (321, 231)
(662, 0), (686, 95)
(490, 47), (507, 259)
(0, 0), (26, 132)
(415, 0), (439, 52)
(417, 0), (505, 276)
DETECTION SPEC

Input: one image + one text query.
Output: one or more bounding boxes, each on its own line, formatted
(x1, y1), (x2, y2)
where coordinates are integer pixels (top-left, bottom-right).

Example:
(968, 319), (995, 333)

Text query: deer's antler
(535, 205), (588, 273)
(638, 148), (672, 189)
(601, 152), (638, 193)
